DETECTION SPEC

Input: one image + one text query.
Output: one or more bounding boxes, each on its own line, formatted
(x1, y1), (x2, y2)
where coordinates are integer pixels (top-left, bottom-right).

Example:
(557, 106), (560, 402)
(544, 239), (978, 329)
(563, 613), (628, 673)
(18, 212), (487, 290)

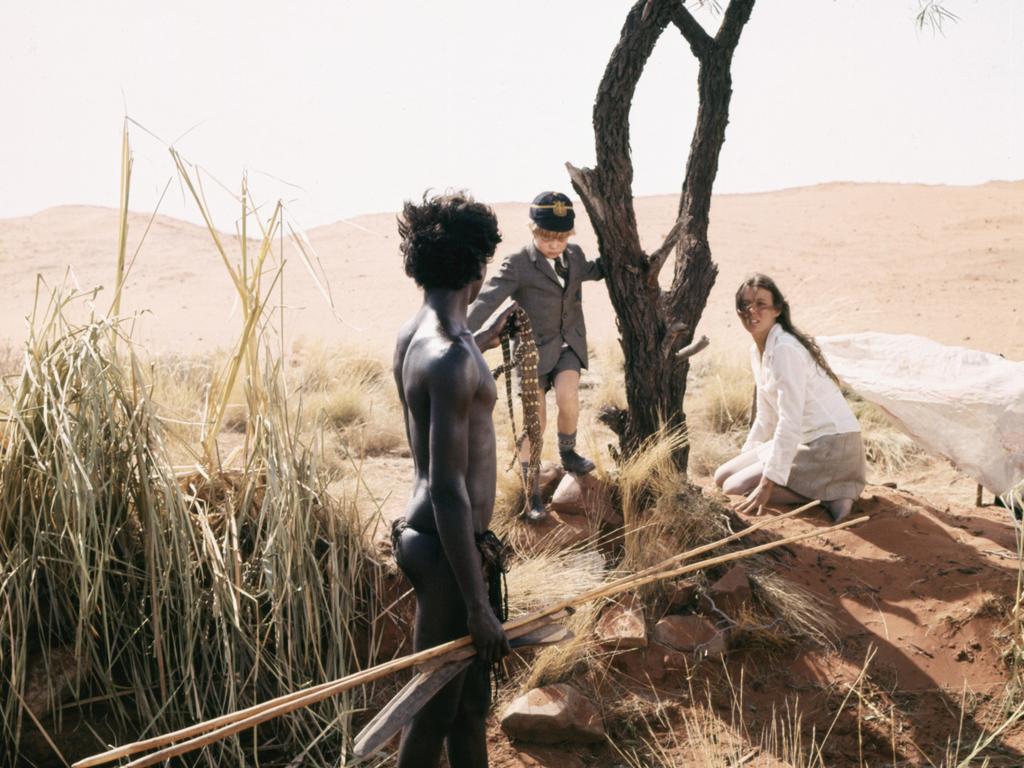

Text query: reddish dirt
(484, 478), (1024, 767)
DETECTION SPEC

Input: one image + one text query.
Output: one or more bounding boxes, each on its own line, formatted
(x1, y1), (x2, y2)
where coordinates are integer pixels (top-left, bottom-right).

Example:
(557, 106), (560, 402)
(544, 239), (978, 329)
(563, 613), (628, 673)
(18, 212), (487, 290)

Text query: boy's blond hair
(529, 221), (576, 239)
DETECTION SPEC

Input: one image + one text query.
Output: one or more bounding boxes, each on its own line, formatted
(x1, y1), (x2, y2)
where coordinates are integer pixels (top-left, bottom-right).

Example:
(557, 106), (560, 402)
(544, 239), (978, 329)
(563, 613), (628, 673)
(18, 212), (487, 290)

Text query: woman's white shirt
(742, 324), (860, 486)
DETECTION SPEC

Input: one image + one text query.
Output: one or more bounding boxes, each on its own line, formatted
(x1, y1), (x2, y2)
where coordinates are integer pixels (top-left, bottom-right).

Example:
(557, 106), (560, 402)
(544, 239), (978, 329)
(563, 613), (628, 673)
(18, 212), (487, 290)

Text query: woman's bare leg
(714, 448), (761, 490)
(716, 450), (812, 507)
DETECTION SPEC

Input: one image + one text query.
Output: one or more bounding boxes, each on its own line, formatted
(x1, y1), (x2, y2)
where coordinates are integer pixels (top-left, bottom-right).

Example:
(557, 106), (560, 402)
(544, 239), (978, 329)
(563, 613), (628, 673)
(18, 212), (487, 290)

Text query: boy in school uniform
(467, 191), (604, 522)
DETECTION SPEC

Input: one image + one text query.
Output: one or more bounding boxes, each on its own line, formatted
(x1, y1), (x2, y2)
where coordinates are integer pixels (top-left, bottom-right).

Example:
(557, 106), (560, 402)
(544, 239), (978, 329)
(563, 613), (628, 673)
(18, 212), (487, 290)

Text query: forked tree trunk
(568, 0), (755, 466)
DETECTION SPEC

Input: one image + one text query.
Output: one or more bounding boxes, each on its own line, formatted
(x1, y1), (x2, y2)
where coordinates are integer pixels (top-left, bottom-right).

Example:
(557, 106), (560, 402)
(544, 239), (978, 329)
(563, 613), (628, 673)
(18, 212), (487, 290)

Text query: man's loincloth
(390, 517), (508, 622)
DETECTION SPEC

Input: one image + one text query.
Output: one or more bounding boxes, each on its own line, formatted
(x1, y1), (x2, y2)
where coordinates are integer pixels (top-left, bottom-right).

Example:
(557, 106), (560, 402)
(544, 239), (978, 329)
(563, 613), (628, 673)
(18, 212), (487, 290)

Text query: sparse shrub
(294, 343), (405, 458)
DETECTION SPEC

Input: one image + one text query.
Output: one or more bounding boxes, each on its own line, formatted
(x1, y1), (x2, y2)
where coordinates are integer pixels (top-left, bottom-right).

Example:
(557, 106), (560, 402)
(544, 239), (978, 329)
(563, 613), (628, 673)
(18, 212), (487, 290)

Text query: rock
(700, 565), (753, 617)
(663, 580), (698, 611)
(550, 474), (586, 515)
(538, 461), (565, 499)
(657, 642), (692, 674)
(515, 510), (595, 554)
(513, 748), (587, 768)
(652, 615), (726, 658)
(595, 601), (647, 650)
(550, 473), (621, 527)
(500, 684), (605, 744)
(611, 644), (666, 682)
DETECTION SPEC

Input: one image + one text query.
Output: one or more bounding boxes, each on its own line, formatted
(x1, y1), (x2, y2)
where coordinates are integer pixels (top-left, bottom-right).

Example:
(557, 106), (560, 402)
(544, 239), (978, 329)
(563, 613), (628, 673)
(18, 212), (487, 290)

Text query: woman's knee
(713, 463), (731, 488)
(722, 473), (756, 496)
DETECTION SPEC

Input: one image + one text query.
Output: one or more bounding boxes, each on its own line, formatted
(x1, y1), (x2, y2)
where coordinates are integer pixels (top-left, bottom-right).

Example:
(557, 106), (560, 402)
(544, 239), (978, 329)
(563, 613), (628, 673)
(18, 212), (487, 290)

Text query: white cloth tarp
(817, 333), (1024, 496)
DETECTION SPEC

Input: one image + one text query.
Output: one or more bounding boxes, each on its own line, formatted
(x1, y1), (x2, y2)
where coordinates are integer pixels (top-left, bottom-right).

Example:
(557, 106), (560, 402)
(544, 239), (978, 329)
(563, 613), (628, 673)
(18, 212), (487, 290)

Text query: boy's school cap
(529, 191), (575, 232)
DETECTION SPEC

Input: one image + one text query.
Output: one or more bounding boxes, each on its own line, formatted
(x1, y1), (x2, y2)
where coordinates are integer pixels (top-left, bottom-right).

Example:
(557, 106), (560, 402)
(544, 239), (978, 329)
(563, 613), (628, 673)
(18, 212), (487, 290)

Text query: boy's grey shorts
(520, 345), (582, 393)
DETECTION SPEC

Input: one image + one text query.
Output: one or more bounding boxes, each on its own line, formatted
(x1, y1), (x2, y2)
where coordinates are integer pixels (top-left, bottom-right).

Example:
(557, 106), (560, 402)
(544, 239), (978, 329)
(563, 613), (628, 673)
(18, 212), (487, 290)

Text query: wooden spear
(76, 503), (854, 768)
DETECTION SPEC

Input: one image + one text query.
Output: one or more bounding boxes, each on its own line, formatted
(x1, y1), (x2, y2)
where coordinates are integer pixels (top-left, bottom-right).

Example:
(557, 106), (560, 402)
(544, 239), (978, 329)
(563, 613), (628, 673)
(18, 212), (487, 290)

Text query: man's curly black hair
(398, 191), (502, 290)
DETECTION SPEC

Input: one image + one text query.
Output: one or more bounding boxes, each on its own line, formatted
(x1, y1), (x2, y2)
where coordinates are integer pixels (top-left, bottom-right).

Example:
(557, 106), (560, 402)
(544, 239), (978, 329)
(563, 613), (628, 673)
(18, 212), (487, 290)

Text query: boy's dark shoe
(522, 463), (547, 522)
(560, 448), (595, 475)
(524, 492), (547, 523)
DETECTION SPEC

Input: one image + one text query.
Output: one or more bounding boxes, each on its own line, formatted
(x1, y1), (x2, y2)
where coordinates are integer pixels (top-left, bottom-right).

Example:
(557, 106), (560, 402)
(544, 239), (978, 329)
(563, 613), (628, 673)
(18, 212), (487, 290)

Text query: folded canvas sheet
(817, 333), (1024, 496)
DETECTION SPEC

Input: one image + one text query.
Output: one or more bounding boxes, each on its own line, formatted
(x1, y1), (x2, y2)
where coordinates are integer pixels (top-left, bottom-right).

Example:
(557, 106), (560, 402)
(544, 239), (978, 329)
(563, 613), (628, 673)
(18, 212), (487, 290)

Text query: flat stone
(700, 564), (753, 617)
(611, 644), (666, 682)
(515, 510), (595, 554)
(652, 615), (726, 658)
(550, 473), (621, 527)
(663, 580), (698, 611)
(595, 601), (647, 650)
(538, 460), (565, 499)
(550, 474), (586, 515)
(500, 684), (605, 744)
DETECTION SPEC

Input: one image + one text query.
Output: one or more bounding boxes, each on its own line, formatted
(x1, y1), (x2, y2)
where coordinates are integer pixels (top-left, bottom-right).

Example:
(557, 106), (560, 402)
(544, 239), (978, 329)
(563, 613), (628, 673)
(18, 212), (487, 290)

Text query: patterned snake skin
(491, 306), (542, 512)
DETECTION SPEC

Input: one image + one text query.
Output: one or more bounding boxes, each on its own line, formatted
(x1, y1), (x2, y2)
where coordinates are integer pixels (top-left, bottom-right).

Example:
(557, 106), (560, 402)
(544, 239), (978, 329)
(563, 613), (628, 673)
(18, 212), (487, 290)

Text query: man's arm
(467, 254), (519, 332)
(426, 346), (510, 663)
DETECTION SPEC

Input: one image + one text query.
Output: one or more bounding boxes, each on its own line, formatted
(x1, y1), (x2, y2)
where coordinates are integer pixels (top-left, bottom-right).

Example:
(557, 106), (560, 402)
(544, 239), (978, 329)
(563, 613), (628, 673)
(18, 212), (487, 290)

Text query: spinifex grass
(0, 297), (380, 766)
(1, 130), (384, 765)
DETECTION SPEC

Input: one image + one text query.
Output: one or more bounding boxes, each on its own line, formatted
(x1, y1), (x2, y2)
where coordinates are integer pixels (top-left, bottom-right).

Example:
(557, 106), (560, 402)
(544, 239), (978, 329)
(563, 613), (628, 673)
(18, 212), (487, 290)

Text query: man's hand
(734, 477), (775, 516)
(467, 607), (511, 665)
(474, 304), (517, 351)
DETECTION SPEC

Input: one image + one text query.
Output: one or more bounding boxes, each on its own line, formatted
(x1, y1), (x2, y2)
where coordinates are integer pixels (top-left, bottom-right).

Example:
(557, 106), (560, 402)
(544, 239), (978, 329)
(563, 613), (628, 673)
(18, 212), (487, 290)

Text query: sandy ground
(1, 181), (1021, 363)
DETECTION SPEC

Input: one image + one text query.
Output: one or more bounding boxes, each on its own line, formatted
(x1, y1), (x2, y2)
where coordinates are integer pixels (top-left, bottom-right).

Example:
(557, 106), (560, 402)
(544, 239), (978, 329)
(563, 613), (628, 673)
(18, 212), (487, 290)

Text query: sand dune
(0, 181), (1021, 362)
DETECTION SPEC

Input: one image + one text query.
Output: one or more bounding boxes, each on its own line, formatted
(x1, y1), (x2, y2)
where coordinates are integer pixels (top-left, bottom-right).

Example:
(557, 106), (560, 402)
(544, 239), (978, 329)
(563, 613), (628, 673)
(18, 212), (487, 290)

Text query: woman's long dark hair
(735, 274), (840, 386)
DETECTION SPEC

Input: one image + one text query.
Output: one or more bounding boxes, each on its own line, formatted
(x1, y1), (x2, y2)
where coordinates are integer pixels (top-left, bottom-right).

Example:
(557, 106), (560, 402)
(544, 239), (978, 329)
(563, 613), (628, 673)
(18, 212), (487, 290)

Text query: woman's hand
(474, 304), (517, 351)
(734, 477), (775, 516)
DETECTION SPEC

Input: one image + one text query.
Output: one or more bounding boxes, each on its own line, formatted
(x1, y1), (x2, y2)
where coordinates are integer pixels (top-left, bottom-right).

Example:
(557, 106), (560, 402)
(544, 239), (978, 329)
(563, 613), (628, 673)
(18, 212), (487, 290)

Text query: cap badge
(552, 200), (569, 217)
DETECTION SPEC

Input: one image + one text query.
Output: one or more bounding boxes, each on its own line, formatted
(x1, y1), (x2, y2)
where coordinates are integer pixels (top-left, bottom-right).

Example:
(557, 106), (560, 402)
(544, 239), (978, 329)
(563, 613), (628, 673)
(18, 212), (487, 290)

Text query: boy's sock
(558, 432), (595, 475)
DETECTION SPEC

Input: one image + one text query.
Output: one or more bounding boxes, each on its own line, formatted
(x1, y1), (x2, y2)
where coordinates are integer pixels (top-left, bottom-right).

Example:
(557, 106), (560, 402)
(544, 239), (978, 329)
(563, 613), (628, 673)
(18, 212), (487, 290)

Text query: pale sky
(2, 1), (1021, 229)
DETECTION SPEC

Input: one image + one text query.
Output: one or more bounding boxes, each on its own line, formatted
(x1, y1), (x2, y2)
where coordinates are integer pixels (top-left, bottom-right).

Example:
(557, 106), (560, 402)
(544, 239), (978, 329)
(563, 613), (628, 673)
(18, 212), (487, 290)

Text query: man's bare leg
(445, 661), (490, 767)
(395, 527), (490, 768)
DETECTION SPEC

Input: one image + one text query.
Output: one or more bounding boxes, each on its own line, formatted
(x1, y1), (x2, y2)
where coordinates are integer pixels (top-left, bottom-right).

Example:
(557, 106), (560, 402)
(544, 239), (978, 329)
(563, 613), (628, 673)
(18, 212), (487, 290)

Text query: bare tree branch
(647, 214), (688, 284)
(660, 321), (690, 359)
(715, 0), (756, 50)
(675, 335), (710, 360)
(670, 3), (714, 58)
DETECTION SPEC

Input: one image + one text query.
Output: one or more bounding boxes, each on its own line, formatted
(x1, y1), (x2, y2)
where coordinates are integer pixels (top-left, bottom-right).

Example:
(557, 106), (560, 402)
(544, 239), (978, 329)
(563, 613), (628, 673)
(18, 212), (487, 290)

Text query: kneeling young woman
(714, 274), (866, 522)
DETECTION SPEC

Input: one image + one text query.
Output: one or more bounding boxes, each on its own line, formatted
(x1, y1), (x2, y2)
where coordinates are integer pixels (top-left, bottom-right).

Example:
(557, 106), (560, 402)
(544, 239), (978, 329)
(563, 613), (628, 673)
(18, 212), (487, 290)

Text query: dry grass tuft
(742, 571), (838, 650)
(685, 358), (752, 477)
(502, 545), (610, 691)
(293, 342), (405, 458)
(692, 357), (754, 435)
(616, 427), (731, 576)
(848, 394), (925, 475)
(589, 341), (627, 413)
(506, 548), (608, 616)
(518, 602), (603, 690)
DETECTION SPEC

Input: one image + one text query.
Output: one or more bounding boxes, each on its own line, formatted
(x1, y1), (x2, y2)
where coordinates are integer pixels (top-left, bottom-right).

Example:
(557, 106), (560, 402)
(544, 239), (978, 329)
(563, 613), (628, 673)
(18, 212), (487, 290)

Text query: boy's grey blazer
(467, 243), (604, 374)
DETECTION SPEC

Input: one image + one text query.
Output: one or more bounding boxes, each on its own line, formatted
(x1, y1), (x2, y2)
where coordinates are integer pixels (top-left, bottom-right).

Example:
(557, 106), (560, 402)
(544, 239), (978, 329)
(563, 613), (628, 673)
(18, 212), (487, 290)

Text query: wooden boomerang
(352, 623), (573, 761)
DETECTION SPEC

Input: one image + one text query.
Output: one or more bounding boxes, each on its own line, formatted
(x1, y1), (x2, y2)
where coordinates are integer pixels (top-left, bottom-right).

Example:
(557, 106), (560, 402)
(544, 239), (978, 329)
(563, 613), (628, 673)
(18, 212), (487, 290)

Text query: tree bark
(569, 0), (755, 467)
